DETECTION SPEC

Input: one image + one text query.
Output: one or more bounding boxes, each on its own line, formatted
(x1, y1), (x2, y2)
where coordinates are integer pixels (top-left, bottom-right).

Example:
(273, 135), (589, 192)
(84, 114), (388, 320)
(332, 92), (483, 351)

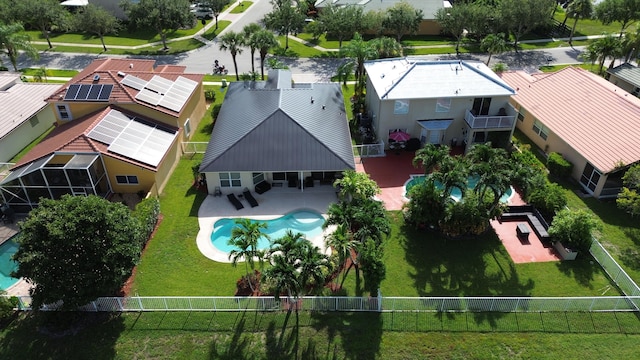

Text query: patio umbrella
(389, 130), (411, 142)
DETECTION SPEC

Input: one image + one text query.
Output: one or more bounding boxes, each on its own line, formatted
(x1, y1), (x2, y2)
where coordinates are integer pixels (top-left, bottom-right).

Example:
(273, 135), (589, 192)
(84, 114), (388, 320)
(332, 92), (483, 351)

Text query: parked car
(191, 5), (213, 19)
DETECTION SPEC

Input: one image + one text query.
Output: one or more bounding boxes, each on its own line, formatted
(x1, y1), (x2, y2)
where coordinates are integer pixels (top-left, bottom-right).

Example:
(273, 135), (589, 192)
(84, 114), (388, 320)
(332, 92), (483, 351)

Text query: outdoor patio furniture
(243, 188), (259, 208)
(304, 176), (314, 188)
(213, 186), (222, 197)
(0, 203), (14, 224)
(255, 181), (271, 194)
(227, 194), (244, 210)
(516, 222), (530, 241)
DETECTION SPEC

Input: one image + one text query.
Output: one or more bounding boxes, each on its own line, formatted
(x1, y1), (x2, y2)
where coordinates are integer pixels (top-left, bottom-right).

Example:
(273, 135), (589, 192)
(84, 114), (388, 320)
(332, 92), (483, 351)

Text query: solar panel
(76, 85), (91, 100)
(121, 75), (147, 90)
(145, 76), (174, 95)
(88, 85), (102, 100)
(64, 84), (81, 101)
(135, 88), (162, 105)
(98, 84), (113, 100)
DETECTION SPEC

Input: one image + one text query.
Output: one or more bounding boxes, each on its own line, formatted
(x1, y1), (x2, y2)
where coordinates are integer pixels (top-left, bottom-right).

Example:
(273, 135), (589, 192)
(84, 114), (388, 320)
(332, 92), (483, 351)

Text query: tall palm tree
(228, 219), (268, 290)
(242, 23), (261, 74)
(324, 224), (357, 287)
(480, 33), (509, 66)
(622, 27), (640, 63)
(0, 23), (39, 72)
(566, 0), (594, 45)
(369, 36), (403, 59)
(324, 199), (355, 231)
(219, 30), (244, 81)
(581, 34), (624, 74)
(268, 230), (305, 264)
(352, 199), (390, 246)
(432, 156), (468, 200)
(412, 143), (450, 175)
(252, 29), (279, 80)
(297, 241), (332, 295)
(340, 32), (376, 97)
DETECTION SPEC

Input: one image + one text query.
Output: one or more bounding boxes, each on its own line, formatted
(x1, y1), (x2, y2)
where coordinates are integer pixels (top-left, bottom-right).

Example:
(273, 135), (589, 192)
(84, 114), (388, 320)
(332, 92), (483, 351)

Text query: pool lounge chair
(243, 188), (259, 208)
(227, 193), (244, 210)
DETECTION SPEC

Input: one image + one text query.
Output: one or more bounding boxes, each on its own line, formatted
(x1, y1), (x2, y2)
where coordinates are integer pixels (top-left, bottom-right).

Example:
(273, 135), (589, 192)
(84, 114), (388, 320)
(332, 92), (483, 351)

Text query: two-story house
(364, 58), (517, 151)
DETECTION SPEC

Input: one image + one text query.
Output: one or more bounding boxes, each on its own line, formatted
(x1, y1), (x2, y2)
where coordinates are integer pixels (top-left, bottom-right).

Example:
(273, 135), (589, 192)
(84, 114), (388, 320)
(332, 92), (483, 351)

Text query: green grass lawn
(202, 20), (231, 41)
(229, 1), (252, 13)
(35, 38), (204, 55)
(274, 36), (324, 58)
(553, 8), (631, 37)
(1, 311), (639, 359)
(19, 68), (79, 77)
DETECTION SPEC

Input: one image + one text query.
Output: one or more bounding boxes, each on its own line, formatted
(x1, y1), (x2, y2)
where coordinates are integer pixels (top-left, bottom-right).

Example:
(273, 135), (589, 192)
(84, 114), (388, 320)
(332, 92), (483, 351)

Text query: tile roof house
(0, 59), (207, 212)
(199, 70), (355, 195)
(314, 0), (450, 36)
(0, 74), (61, 163)
(500, 66), (640, 198)
(364, 58), (517, 151)
(606, 63), (640, 98)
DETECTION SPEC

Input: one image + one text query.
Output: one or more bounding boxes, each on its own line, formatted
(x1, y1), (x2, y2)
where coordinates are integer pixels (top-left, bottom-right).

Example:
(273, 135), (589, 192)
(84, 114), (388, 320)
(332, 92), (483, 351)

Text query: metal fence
(353, 141), (385, 158)
(181, 142), (209, 155)
(590, 240), (640, 298)
(5, 295), (639, 313)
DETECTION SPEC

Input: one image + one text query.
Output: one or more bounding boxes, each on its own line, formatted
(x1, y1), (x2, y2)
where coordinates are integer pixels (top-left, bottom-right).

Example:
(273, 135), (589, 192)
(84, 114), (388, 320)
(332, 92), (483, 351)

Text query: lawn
(1, 311), (639, 359)
(229, 1), (252, 13)
(34, 39), (205, 55)
(553, 8), (631, 37)
(19, 68), (79, 77)
(202, 20), (231, 41)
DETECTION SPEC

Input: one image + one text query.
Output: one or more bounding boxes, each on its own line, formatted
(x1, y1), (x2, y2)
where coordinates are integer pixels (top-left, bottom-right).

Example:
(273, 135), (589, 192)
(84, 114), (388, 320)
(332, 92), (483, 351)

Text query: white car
(190, 5), (213, 19)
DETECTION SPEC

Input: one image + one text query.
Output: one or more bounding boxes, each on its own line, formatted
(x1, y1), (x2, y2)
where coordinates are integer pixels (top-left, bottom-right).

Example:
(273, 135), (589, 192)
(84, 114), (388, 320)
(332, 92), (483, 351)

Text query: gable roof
(314, 0), (447, 19)
(48, 58), (203, 117)
(200, 70), (355, 173)
(12, 106), (178, 172)
(607, 63), (640, 88)
(500, 67), (640, 173)
(0, 74), (61, 140)
(365, 58), (515, 100)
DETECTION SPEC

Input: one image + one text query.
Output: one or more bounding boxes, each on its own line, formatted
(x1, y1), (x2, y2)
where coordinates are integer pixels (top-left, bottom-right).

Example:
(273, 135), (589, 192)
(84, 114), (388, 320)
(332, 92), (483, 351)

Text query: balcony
(464, 110), (515, 129)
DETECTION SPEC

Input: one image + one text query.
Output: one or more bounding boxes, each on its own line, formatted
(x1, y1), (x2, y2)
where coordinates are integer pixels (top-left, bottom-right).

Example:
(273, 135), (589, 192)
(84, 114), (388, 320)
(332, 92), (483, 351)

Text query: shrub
(134, 197), (160, 246)
(402, 180), (445, 229)
(0, 293), (17, 321)
(511, 147), (545, 171)
(547, 152), (573, 178)
(529, 182), (567, 217)
(204, 89), (216, 101)
(548, 209), (601, 253)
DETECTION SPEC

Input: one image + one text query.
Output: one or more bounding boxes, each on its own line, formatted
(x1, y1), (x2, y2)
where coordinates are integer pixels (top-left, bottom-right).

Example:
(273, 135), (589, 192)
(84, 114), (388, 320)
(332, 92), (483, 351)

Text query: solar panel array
(121, 74), (198, 112)
(63, 84), (113, 101)
(87, 109), (177, 167)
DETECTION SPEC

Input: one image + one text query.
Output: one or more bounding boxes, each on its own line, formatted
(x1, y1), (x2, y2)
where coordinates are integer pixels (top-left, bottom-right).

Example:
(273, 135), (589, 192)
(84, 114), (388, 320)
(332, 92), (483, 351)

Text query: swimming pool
(404, 175), (514, 203)
(0, 238), (19, 290)
(211, 210), (325, 253)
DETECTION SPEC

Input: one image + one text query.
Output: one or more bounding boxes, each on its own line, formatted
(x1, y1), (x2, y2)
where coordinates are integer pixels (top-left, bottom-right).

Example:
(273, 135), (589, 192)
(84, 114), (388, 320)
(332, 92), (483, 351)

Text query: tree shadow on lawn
(0, 312), (124, 359)
(309, 312), (382, 360)
(208, 312), (251, 360)
(555, 255), (608, 289)
(401, 223), (535, 298)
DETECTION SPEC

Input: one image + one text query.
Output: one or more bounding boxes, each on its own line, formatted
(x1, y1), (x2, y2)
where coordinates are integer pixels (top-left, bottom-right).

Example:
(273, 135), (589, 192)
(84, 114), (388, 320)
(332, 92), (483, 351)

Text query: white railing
(0, 162), (14, 182)
(4, 295), (639, 313)
(590, 240), (640, 298)
(464, 110), (515, 129)
(181, 142), (209, 154)
(353, 140), (385, 158)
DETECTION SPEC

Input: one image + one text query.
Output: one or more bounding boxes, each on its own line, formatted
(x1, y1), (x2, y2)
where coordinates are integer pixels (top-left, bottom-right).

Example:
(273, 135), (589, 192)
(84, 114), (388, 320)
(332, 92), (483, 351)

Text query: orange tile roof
(500, 67), (640, 173)
(50, 59), (204, 117)
(13, 106), (178, 172)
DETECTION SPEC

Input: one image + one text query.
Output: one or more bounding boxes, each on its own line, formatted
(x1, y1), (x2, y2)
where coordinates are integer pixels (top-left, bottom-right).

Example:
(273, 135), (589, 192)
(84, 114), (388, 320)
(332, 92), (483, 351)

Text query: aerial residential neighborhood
(1, 0), (640, 358)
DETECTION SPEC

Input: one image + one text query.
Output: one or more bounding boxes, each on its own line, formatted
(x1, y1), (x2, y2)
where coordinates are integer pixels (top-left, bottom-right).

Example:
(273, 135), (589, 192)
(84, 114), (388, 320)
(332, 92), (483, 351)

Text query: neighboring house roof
(0, 73), (61, 140)
(314, 0), (448, 19)
(12, 106), (178, 171)
(500, 67), (640, 173)
(365, 58), (515, 100)
(49, 58), (203, 117)
(200, 70), (355, 173)
(607, 63), (640, 88)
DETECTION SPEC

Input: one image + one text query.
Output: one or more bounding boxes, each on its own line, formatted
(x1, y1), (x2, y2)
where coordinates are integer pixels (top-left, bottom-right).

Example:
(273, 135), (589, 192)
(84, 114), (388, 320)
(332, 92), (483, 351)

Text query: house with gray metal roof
(199, 70), (355, 195)
(363, 58), (517, 152)
(607, 63), (640, 98)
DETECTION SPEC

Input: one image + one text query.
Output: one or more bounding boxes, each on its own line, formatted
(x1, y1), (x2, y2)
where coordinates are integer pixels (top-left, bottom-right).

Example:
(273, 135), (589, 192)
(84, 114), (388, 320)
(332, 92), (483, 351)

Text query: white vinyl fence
(181, 142), (209, 155)
(590, 240), (640, 298)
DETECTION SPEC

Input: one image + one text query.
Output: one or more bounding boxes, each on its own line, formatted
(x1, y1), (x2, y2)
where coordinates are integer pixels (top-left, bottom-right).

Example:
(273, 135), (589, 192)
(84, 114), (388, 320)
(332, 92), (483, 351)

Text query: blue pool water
(404, 175), (514, 203)
(211, 210), (325, 252)
(0, 238), (19, 290)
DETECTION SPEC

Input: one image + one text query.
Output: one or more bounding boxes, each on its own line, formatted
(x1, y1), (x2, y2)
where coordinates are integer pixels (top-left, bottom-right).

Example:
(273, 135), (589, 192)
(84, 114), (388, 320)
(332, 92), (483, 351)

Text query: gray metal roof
(199, 71), (355, 173)
(607, 63), (640, 88)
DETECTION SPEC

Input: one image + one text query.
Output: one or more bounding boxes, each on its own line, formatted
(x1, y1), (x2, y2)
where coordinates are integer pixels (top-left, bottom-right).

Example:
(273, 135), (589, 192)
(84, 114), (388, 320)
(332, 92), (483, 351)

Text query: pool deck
(196, 186), (338, 263)
(0, 218), (32, 296)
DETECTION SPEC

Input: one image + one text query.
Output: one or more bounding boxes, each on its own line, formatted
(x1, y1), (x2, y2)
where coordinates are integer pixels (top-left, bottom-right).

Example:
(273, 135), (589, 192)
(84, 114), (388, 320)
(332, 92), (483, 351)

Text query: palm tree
(566, 0), (594, 45)
(412, 143), (450, 175)
(480, 33), (509, 66)
(369, 36), (403, 59)
(432, 156), (468, 200)
(581, 34), (623, 74)
(252, 29), (279, 80)
(336, 61), (354, 86)
(324, 201), (355, 231)
(297, 241), (332, 295)
(324, 224), (357, 287)
(228, 218), (268, 291)
(333, 170), (379, 203)
(340, 32), (376, 97)
(352, 199), (390, 246)
(242, 23), (261, 74)
(622, 27), (640, 63)
(219, 30), (244, 81)
(0, 23), (39, 72)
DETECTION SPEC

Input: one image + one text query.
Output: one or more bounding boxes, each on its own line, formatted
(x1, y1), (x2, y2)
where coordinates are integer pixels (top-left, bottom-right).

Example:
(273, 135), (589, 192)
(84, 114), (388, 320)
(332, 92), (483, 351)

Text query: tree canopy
(617, 163), (640, 216)
(12, 195), (144, 310)
(121, 0), (192, 50)
(382, 1), (423, 42)
(0, 22), (39, 71)
(16, 0), (70, 49)
(595, 0), (640, 36)
(263, 0), (306, 49)
(499, 0), (555, 51)
(74, 4), (121, 51)
(318, 4), (366, 48)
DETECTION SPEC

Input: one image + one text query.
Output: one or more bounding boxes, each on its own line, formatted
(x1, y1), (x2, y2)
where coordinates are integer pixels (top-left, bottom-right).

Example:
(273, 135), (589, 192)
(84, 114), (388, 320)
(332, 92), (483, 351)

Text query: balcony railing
(465, 110), (515, 129)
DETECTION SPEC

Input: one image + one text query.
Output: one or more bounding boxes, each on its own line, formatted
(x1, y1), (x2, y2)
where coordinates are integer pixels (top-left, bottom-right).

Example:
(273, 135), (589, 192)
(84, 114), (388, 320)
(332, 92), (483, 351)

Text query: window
(517, 108), (525, 122)
(580, 163), (601, 192)
(56, 104), (72, 120)
(436, 98), (451, 112)
(472, 97), (491, 115)
(115, 175), (139, 184)
(532, 119), (549, 140)
(30, 115), (40, 127)
(252, 172), (265, 185)
(272, 172), (286, 181)
(219, 172), (241, 187)
(184, 118), (191, 136)
(393, 100), (409, 114)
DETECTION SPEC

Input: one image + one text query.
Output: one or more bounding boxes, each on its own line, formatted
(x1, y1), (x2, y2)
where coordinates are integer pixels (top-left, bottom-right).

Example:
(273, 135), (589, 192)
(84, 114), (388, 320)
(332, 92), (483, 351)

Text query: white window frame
(517, 108), (525, 122)
(30, 115), (40, 127)
(55, 104), (72, 121)
(393, 100), (409, 114)
(184, 118), (191, 136)
(219, 172), (241, 188)
(532, 119), (549, 140)
(436, 98), (451, 113)
(115, 175), (139, 185)
(252, 172), (265, 185)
